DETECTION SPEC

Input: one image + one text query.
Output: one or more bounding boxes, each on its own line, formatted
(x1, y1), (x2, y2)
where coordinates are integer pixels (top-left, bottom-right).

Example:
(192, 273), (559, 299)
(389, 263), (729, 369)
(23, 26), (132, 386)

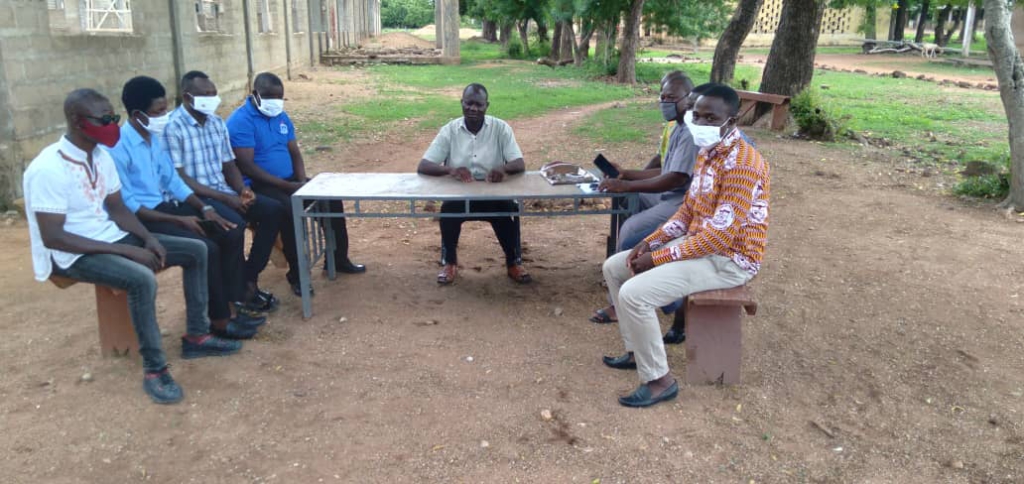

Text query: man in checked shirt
(598, 84), (771, 408)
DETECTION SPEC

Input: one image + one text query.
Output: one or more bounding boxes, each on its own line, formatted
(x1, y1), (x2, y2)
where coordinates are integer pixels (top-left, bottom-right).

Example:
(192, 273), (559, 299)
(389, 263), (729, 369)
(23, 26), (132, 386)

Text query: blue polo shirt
(108, 123), (194, 213)
(226, 97), (297, 182)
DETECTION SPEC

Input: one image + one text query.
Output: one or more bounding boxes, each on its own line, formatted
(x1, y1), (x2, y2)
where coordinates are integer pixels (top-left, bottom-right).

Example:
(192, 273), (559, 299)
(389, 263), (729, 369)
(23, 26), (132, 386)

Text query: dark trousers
(439, 200), (522, 267)
(201, 194), (284, 286)
(145, 202), (245, 321)
(252, 180), (351, 284)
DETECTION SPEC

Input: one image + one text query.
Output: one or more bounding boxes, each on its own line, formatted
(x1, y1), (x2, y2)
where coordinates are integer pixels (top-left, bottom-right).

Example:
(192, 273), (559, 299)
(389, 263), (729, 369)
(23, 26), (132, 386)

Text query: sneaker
(210, 321), (258, 340)
(181, 334), (242, 359)
(143, 368), (183, 404)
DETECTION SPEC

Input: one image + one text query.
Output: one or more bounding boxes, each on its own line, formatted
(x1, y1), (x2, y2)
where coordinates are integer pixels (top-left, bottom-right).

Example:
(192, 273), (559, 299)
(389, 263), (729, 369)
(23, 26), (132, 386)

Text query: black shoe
(618, 381), (679, 408)
(336, 260), (366, 274)
(181, 335), (242, 359)
(663, 328), (686, 345)
(210, 321), (258, 340)
(143, 368), (183, 404)
(231, 313), (266, 330)
(291, 281), (315, 297)
(602, 352), (637, 370)
(240, 289), (278, 313)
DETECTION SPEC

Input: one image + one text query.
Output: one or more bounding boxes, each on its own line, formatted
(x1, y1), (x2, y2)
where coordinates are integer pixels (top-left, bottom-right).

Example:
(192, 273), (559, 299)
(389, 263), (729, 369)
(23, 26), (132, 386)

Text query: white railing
(85, 0), (133, 32)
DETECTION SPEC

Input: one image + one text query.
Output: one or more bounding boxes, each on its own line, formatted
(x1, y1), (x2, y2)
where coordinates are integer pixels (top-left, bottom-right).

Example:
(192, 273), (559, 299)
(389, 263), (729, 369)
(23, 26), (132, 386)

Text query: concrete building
(0, 0), (381, 206)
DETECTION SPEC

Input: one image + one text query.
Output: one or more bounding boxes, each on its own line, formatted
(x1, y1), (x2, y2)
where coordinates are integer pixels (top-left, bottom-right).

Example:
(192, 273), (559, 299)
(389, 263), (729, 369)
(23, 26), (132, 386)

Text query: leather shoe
(663, 327), (686, 345)
(291, 281), (315, 297)
(618, 381), (679, 408)
(602, 352), (637, 370)
(210, 321), (258, 340)
(507, 264), (532, 284)
(437, 264), (457, 285)
(336, 260), (366, 274)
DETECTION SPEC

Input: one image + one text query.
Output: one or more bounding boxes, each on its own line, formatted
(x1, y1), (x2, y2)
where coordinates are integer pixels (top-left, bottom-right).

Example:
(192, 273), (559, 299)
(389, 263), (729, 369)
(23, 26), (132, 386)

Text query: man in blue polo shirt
(109, 76), (266, 339)
(227, 72), (365, 297)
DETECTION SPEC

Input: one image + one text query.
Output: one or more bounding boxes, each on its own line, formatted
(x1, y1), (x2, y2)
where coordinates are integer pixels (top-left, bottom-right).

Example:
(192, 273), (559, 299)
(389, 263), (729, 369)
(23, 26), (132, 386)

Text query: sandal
(589, 308), (618, 324)
(437, 264), (457, 285)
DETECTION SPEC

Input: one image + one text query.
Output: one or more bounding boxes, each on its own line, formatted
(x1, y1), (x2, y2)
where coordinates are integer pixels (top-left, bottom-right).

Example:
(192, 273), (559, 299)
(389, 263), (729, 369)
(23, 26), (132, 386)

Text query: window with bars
(196, 0), (223, 33)
(84, 0), (133, 32)
(256, 0), (273, 33)
(47, 0), (65, 9)
(291, 0), (303, 33)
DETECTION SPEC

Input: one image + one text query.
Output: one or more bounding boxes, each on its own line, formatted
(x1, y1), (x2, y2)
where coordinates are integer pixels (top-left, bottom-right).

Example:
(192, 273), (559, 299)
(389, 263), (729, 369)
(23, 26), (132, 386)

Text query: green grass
(572, 102), (663, 144)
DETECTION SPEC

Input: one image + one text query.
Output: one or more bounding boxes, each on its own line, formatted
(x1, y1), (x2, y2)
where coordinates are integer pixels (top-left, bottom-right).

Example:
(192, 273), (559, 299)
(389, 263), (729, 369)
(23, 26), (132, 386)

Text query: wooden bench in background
(684, 285), (758, 385)
(49, 275), (140, 357)
(735, 90), (791, 131)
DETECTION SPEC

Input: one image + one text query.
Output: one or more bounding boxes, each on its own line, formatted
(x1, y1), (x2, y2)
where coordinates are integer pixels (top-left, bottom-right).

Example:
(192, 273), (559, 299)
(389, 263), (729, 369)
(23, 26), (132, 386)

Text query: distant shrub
(954, 153), (1011, 199)
(791, 89), (846, 141)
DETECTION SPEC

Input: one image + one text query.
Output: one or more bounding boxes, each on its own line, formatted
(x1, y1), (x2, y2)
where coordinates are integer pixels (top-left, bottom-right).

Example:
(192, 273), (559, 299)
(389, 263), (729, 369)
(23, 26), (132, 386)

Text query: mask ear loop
(253, 92), (262, 108)
(133, 110), (149, 128)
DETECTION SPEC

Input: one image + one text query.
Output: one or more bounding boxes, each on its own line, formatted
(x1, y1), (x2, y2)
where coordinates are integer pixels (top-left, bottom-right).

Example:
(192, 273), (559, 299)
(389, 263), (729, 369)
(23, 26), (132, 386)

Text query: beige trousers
(602, 237), (753, 382)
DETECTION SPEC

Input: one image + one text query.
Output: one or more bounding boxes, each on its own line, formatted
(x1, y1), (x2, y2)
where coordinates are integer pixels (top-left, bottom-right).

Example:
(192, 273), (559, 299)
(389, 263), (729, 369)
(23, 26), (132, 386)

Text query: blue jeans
(52, 234), (211, 372)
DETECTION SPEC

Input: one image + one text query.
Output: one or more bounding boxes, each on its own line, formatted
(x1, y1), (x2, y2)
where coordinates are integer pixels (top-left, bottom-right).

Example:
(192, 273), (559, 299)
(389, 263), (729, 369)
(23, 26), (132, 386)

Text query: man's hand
(144, 236), (167, 267)
(286, 180), (306, 195)
(626, 241), (651, 268)
(600, 178), (631, 193)
(240, 188), (257, 208)
(176, 215), (206, 236)
(221, 195), (248, 214)
(629, 252), (655, 275)
(486, 168), (506, 183)
(202, 209), (236, 232)
(121, 242), (162, 271)
(449, 167), (473, 183)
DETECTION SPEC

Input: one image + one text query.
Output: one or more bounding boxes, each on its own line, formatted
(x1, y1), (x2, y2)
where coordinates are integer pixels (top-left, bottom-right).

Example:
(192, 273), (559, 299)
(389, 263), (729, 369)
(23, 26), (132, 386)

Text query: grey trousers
(603, 237), (753, 382)
(616, 194), (685, 252)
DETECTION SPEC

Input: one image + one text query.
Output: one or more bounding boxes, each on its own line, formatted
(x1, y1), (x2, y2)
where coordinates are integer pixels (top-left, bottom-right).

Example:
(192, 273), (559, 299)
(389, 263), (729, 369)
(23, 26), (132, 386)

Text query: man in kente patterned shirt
(599, 84), (770, 408)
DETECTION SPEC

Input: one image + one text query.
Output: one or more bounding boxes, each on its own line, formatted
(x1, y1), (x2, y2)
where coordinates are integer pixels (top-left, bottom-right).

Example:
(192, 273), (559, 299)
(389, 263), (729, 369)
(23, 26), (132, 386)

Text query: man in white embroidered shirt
(22, 89), (242, 405)
(417, 83), (531, 286)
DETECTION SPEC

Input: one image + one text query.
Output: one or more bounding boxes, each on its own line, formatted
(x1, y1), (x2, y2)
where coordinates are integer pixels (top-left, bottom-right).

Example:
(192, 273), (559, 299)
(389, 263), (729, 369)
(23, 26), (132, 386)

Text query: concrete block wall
(0, 0), (377, 206)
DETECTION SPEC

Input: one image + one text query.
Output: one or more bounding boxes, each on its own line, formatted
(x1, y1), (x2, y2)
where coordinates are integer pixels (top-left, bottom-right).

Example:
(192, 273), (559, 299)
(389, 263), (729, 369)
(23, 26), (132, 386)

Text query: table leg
(323, 202), (337, 281)
(292, 196), (314, 319)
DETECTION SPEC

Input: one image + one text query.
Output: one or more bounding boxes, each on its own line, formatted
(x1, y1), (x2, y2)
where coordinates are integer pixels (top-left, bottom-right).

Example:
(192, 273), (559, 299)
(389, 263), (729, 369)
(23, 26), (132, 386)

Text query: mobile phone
(198, 219), (222, 238)
(594, 154), (620, 179)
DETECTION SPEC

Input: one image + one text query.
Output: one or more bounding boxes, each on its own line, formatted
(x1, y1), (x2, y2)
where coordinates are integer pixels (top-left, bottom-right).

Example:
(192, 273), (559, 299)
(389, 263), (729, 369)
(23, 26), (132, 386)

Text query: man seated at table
(227, 72), (365, 297)
(417, 83), (531, 285)
(589, 74), (698, 325)
(110, 76), (265, 339)
(23, 89), (242, 404)
(164, 71), (284, 309)
(600, 84), (770, 407)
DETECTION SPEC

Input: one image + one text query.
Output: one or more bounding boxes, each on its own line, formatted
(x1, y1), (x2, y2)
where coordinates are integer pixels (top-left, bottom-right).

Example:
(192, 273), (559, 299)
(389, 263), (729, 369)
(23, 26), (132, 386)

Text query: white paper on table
(577, 182), (600, 194)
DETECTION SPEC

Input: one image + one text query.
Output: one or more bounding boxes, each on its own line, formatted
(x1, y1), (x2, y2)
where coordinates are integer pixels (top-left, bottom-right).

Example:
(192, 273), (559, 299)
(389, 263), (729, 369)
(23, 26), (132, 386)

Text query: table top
(294, 172), (618, 201)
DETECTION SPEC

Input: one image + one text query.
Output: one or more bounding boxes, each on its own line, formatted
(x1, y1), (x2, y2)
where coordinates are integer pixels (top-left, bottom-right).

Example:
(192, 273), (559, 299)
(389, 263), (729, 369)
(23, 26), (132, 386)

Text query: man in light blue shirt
(109, 76), (266, 339)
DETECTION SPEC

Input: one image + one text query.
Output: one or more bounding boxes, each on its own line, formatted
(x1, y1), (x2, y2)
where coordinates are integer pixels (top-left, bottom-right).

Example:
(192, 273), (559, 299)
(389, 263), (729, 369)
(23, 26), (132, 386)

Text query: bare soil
(2, 69), (1023, 484)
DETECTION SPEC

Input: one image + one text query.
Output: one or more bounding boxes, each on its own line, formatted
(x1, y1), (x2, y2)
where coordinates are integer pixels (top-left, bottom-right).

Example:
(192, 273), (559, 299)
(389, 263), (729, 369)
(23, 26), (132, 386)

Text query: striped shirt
(163, 105), (236, 195)
(643, 128), (770, 276)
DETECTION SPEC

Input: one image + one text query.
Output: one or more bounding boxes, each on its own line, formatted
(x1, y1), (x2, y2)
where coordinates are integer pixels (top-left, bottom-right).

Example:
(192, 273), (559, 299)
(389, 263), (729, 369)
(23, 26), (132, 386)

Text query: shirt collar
(701, 127), (743, 159)
(121, 122), (149, 147)
(245, 96), (262, 117)
(175, 104), (204, 127)
(58, 135), (93, 160)
(458, 115), (491, 132)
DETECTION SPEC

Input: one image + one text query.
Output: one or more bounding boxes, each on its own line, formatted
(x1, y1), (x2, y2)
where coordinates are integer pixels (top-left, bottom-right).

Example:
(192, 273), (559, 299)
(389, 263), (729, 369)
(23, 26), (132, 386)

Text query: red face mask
(80, 119), (121, 147)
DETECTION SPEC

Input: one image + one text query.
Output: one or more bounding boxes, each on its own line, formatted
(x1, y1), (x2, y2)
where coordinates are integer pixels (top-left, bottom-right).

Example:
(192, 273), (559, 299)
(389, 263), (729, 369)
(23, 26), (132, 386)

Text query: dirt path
(739, 52), (997, 85)
(2, 75), (1023, 483)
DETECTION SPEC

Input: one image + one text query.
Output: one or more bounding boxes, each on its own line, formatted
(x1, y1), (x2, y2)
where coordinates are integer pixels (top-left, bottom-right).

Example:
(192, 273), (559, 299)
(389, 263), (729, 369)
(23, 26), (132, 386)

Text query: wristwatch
(201, 205), (215, 213)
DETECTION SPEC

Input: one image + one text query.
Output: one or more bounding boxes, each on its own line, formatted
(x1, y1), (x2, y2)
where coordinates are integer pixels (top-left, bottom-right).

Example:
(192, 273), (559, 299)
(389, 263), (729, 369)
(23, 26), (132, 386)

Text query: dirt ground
(2, 67), (1023, 484)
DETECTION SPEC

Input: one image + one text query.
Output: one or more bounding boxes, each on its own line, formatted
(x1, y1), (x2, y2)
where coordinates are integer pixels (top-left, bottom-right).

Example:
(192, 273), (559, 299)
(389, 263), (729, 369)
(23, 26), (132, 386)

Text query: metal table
(290, 171), (639, 318)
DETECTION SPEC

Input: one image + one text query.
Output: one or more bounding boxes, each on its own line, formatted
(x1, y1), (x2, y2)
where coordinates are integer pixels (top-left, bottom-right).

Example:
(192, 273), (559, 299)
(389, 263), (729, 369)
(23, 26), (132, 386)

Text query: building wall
(741, 2), (891, 47)
(1013, 5), (1024, 53)
(0, 0), (378, 206)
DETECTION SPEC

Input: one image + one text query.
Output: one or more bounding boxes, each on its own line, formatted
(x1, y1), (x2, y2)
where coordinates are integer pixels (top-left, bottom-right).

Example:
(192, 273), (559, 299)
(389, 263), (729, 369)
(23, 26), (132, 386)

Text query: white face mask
(190, 94), (222, 116)
(686, 116), (731, 149)
(256, 97), (285, 117)
(140, 112), (170, 137)
(682, 111), (694, 126)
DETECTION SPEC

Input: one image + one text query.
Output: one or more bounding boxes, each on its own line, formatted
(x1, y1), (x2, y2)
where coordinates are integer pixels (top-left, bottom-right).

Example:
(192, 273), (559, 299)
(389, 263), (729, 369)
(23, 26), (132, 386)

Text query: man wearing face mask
(23, 89), (243, 404)
(599, 84), (771, 408)
(110, 76), (266, 339)
(590, 75), (698, 325)
(164, 71), (285, 312)
(417, 83), (530, 285)
(227, 72), (366, 297)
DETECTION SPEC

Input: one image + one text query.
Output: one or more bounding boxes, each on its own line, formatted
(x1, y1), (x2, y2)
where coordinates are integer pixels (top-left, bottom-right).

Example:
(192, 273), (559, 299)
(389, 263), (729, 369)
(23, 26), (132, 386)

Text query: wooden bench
(735, 90), (791, 131)
(684, 285), (757, 385)
(49, 275), (140, 357)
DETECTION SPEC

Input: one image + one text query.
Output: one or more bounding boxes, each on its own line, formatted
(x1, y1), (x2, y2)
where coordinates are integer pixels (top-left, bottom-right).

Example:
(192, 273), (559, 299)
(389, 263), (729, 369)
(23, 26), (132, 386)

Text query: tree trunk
(757, 0), (827, 117)
(864, 3), (877, 40)
(578, 21), (593, 62)
(561, 21), (576, 61)
(711, 0), (765, 85)
(946, 8), (963, 46)
(893, 0), (909, 41)
(550, 21), (564, 60)
(935, 5), (951, 46)
(914, 0), (930, 43)
(500, 22), (512, 49)
(482, 20), (498, 43)
(616, 0), (646, 84)
(983, 0), (1024, 208)
(518, 20), (530, 56)
(537, 19), (548, 43)
(957, 7), (969, 42)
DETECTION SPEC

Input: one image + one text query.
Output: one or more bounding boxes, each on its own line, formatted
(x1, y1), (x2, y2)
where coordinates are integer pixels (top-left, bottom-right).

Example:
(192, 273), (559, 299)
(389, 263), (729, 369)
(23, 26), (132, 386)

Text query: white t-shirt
(23, 136), (128, 281)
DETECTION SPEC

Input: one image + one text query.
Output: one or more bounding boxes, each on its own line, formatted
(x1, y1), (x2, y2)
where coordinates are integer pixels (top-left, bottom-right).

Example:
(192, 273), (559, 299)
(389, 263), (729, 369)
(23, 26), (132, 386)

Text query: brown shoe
(437, 264), (457, 285)
(507, 264), (532, 284)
